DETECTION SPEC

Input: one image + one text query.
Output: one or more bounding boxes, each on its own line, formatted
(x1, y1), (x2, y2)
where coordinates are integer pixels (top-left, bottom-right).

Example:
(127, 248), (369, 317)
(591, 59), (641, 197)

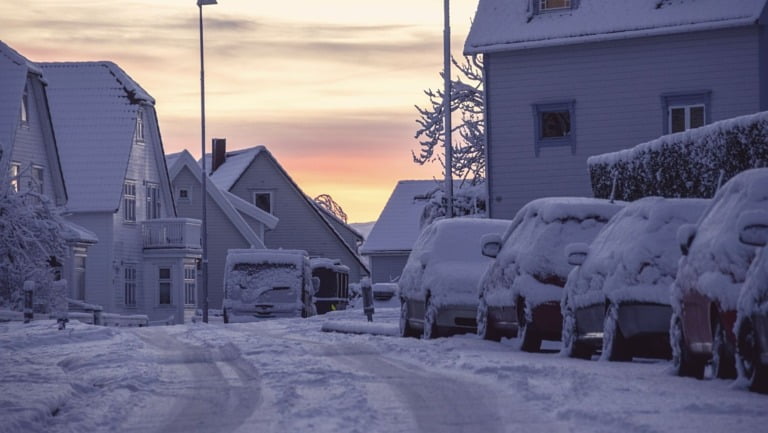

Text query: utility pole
(443, 0), (454, 217)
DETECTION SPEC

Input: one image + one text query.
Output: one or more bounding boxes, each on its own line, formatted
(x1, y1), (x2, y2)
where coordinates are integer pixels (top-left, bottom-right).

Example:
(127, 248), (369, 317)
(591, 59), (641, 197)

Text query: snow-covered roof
(205, 147), (264, 191)
(166, 150), (275, 247)
(359, 180), (441, 255)
(39, 61), (154, 212)
(465, 0), (768, 54)
(0, 41), (36, 161)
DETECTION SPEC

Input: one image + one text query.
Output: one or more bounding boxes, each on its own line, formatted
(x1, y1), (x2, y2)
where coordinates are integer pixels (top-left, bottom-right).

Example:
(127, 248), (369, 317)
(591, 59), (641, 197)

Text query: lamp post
(198, 0), (217, 323)
(443, 0), (454, 218)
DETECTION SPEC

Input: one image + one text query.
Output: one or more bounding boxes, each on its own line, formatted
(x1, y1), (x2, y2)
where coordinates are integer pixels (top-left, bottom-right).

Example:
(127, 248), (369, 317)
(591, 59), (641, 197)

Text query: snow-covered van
(222, 249), (317, 323)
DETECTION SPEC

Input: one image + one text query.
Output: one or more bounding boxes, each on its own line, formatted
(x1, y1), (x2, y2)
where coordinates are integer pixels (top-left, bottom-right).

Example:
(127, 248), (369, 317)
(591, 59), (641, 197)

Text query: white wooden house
(166, 149), (278, 311)
(0, 41), (98, 298)
(39, 61), (201, 324)
(205, 143), (369, 283)
(465, 0), (768, 219)
(359, 180), (438, 284)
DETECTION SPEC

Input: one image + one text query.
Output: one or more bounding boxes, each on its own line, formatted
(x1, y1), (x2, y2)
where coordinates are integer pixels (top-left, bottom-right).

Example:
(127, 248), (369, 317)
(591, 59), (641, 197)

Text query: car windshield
(226, 262), (301, 303)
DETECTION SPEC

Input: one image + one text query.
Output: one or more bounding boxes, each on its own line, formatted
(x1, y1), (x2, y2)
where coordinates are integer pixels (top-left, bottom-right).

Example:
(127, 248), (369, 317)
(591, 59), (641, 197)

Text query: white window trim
(10, 162), (21, 193)
(20, 86), (29, 127)
(184, 265), (196, 307)
(123, 181), (137, 223)
(176, 185), (192, 204)
(252, 190), (274, 214)
(668, 104), (706, 133)
(158, 266), (172, 306)
(540, 0), (571, 11)
(124, 265), (137, 307)
(135, 109), (145, 144)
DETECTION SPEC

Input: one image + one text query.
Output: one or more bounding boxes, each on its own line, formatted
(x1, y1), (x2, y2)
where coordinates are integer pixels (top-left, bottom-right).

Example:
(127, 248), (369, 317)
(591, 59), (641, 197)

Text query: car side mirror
(738, 210), (768, 247)
(480, 233), (503, 258)
(677, 224), (697, 256)
(565, 243), (589, 266)
(311, 276), (321, 293)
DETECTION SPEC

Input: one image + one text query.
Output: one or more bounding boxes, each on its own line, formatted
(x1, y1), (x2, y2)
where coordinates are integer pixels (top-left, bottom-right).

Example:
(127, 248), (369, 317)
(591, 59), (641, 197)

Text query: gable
(465, 0), (768, 54)
(0, 42), (29, 166)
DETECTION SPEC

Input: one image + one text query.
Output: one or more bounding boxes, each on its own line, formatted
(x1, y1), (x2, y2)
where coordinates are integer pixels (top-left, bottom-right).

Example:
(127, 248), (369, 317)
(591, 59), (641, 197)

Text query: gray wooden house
(166, 149), (278, 311)
(205, 143), (369, 283)
(0, 40), (97, 298)
(40, 61), (201, 324)
(465, 0), (768, 219)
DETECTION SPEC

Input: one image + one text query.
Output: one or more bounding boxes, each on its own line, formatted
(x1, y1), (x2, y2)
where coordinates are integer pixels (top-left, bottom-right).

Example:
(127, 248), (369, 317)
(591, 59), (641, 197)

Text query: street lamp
(198, 0), (217, 323)
(443, 0), (454, 218)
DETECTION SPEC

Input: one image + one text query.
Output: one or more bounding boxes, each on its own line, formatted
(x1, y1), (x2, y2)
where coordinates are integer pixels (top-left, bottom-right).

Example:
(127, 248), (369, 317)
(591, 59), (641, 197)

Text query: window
(74, 254), (87, 301)
(661, 91), (710, 134)
(30, 165), (44, 195)
(540, 0), (571, 10)
(159, 267), (172, 305)
(135, 110), (145, 143)
(184, 265), (196, 307)
(176, 186), (191, 203)
(252, 191), (272, 214)
(532, 101), (576, 156)
(20, 86), (29, 126)
(124, 265), (136, 306)
(123, 181), (136, 222)
(10, 163), (20, 193)
(146, 182), (161, 219)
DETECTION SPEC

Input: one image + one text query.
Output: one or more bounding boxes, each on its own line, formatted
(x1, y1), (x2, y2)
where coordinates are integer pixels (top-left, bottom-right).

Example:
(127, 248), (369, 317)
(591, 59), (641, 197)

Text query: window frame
(661, 91), (711, 135)
(176, 185), (191, 204)
(20, 85), (29, 127)
(184, 265), (196, 307)
(145, 182), (161, 220)
(252, 191), (273, 214)
(123, 180), (137, 223)
(10, 162), (21, 193)
(158, 266), (172, 306)
(124, 265), (137, 307)
(532, 100), (576, 157)
(134, 109), (145, 144)
(535, 0), (577, 14)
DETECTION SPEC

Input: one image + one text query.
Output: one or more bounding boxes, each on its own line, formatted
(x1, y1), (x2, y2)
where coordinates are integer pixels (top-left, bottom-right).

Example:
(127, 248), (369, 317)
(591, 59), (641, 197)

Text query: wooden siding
(485, 26), (762, 219)
(227, 152), (367, 283)
(67, 212), (114, 308)
(369, 254), (409, 284)
(171, 166), (250, 310)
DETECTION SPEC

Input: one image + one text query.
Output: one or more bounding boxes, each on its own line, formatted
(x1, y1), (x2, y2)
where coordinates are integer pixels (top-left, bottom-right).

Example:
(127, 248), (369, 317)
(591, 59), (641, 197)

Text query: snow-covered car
(561, 197), (708, 361)
(477, 197), (622, 351)
(372, 283), (398, 301)
(671, 168), (768, 379)
(734, 210), (768, 393)
(311, 258), (349, 315)
(222, 249), (318, 323)
(398, 217), (512, 339)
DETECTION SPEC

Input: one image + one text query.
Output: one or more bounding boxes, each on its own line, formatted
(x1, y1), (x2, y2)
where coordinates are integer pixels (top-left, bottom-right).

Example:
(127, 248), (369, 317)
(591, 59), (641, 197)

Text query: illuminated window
(539, 0), (572, 11)
(20, 86), (29, 126)
(10, 162), (20, 192)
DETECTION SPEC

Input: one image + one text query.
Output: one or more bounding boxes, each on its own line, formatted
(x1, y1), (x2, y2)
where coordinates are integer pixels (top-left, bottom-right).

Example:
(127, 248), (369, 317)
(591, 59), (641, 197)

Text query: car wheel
(671, 315), (705, 379)
(738, 318), (768, 394)
(713, 319), (737, 379)
(423, 296), (440, 340)
(562, 303), (590, 360)
(477, 298), (501, 342)
(517, 300), (541, 353)
(399, 300), (419, 338)
(603, 303), (632, 362)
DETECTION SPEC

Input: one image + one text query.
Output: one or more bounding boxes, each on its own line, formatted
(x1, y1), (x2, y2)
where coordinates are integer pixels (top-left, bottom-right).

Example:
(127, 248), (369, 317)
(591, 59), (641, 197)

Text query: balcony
(142, 218), (201, 250)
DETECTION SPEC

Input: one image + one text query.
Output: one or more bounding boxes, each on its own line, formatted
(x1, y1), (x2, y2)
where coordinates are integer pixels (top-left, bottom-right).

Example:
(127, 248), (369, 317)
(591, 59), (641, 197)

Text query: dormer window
(539, 0), (573, 12)
(20, 86), (29, 126)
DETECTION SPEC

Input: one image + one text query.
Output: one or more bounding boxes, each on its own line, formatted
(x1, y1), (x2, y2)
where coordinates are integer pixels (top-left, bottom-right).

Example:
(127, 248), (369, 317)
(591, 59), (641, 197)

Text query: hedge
(587, 111), (768, 201)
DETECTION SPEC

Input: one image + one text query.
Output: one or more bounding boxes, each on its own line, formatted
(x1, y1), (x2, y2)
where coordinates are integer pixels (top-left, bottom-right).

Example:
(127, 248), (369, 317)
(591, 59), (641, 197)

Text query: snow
(465, 0), (767, 54)
(3, 307), (768, 433)
(672, 168), (768, 313)
(566, 197), (708, 311)
(399, 218), (511, 306)
(359, 180), (440, 255)
(205, 147), (265, 192)
(480, 197), (624, 309)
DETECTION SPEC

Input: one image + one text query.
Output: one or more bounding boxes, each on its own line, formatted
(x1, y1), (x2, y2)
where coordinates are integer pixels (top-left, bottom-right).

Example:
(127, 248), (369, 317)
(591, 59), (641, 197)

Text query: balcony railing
(142, 218), (202, 250)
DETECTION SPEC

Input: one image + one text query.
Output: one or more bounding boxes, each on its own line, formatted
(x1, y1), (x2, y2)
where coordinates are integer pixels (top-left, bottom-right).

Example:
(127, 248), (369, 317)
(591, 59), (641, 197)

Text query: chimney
(211, 138), (226, 173)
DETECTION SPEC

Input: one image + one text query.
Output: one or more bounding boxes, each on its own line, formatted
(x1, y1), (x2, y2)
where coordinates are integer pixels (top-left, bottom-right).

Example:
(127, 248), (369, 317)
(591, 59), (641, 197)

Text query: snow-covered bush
(0, 151), (67, 311)
(588, 111), (768, 201)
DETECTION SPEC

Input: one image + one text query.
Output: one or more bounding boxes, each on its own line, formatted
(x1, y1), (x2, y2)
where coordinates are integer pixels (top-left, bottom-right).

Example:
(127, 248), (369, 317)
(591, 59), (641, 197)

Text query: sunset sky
(1, 0), (479, 223)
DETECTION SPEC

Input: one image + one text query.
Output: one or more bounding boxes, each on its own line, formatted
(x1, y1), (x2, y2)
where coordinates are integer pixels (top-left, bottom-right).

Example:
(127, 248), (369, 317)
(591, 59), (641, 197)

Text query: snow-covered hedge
(588, 111), (768, 201)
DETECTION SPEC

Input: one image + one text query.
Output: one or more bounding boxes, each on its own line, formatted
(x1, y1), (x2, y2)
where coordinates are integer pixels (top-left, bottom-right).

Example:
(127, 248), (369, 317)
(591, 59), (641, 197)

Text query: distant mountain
(350, 221), (376, 239)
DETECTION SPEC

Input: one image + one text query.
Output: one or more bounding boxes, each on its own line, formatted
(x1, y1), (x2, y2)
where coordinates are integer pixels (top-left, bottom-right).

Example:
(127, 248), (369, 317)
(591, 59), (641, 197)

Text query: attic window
(135, 110), (145, 143)
(20, 86), (29, 126)
(540, 0), (571, 11)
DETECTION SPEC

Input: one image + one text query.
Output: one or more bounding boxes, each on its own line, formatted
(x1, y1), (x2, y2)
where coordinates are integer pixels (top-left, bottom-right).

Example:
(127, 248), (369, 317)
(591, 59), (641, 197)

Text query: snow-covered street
(2, 305), (766, 433)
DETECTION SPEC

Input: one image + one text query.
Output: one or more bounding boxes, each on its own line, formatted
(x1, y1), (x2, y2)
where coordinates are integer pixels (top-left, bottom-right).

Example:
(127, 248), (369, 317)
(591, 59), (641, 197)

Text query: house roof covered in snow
(464, 0), (768, 54)
(359, 180), (441, 255)
(0, 41), (39, 162)
(39, 61), (155, 212)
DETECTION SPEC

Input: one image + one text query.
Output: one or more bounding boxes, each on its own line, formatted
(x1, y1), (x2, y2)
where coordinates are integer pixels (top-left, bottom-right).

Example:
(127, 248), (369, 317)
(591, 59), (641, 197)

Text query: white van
(222, 249), (317, 323)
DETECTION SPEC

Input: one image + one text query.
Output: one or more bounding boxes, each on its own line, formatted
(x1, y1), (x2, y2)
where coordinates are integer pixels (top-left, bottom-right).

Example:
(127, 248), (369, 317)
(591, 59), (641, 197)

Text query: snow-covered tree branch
(413, 55), (485, 185)
(314, 193), (348, 223)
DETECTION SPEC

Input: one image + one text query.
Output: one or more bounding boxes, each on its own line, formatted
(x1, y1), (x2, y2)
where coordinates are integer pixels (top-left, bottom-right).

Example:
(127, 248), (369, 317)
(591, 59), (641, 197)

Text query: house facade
(359, 180), (437, 284)
(0, 41), (97, 298)
(166, 149), (278, 311)
(205, 143), (369, 283)
(465, 0), (768, 219)
(40, 61), (200, 324)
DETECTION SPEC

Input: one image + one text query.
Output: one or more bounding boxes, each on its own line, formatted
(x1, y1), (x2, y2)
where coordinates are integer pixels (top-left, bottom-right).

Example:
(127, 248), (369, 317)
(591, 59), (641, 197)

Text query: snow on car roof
(465, 0), (767, 54)
(226, 249), (308, 268)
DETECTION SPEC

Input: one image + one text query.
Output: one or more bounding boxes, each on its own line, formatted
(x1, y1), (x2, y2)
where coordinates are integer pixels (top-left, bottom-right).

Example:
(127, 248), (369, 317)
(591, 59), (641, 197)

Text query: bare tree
(413, 55), (485, 184)
(314, 193), (348, 223)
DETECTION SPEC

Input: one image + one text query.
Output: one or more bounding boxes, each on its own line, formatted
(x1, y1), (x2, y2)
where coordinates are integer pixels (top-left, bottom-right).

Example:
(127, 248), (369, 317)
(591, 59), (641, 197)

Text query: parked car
(671, 168), (768, 379)
(398, 218), (512, 339)
(311, 258), (350, 314)
(372, 282), (398, 301)
(561, 197), (707, 361)
(477, 197), (622, 351)
(222, 249), (318, 323)
(734, 210), (768, 393)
